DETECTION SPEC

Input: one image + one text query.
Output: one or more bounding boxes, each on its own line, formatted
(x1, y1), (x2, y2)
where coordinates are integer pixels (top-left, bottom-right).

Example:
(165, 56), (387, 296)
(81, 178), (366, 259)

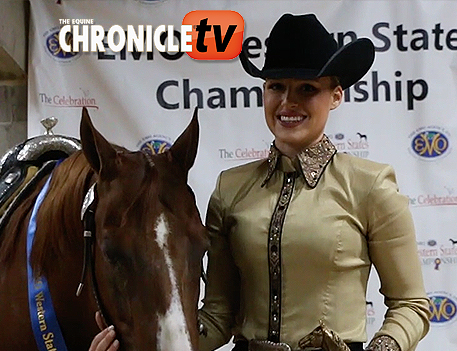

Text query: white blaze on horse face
(154, 213), (193, 351)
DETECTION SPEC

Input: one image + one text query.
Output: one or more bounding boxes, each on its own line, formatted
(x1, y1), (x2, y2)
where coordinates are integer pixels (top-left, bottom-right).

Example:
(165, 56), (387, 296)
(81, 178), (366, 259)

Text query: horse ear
(80, 107), (117, 179)
(169, 107), (199, 174)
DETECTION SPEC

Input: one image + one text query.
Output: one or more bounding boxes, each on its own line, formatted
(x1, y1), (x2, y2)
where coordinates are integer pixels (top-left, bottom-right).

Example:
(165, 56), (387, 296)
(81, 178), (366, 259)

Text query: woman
(90, 13), (430, 351)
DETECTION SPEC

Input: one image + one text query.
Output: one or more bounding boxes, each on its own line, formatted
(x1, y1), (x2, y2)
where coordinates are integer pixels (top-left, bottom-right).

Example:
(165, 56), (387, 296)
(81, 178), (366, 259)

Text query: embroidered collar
(262, 135), (337, 188)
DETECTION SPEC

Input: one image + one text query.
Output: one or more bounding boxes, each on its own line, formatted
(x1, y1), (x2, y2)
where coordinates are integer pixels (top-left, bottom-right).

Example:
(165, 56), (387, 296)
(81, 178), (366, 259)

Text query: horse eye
(104, 246), (132, 268)
(104, 212), (123, 228)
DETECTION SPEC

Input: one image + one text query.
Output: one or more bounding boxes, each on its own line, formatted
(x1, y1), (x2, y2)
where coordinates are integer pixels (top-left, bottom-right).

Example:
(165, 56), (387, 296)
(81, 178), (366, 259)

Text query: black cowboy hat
(240, 13), (375, 89)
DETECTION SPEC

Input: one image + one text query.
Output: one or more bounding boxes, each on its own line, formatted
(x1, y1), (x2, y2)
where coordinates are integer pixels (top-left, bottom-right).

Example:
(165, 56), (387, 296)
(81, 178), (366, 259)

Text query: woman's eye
(267, 83), (283, 91)
(302, 84), (317, 93)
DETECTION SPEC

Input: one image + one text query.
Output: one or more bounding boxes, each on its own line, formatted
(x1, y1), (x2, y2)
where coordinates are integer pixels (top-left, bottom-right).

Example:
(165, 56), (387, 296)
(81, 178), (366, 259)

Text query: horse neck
(31, 152), (94, 278)
(0, 152), (100, 349)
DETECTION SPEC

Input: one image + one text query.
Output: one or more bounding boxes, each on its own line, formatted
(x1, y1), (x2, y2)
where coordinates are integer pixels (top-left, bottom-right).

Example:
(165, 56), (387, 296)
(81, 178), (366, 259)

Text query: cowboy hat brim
(239, 38), (375, 90)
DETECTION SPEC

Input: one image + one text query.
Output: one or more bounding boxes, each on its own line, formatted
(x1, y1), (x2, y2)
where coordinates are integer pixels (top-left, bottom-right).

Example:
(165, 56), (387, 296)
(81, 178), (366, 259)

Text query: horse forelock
(154, 213), (193, 351)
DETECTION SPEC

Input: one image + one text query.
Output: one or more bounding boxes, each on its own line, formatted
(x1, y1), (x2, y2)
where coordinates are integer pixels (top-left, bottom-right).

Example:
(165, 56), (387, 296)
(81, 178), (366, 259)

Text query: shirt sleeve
(199, 173), (240, 351)
(366, 165), (431, 351)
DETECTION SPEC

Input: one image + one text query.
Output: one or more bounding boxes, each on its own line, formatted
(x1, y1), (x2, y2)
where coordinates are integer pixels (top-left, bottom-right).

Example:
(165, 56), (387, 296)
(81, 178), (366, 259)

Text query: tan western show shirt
(199, 136), (430, 351)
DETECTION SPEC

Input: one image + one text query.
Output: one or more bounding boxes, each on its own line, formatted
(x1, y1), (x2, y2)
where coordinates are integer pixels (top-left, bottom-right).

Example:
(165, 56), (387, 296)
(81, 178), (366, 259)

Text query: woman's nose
(281, 89), (299, 107)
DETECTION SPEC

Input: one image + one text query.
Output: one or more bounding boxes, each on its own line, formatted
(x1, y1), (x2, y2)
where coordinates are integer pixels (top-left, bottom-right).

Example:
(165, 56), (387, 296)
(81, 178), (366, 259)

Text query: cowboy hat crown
(240, 13), (375, 89)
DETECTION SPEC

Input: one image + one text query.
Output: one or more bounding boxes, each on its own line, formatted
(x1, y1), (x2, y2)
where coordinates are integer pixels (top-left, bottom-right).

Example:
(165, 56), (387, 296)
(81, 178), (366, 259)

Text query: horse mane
(0, 151), (94, 277)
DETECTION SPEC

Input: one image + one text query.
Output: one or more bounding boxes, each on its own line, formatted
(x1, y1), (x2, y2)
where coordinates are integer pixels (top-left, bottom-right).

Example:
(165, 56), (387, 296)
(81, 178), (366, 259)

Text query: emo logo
(44, 27), (80, 62)
(138, 135), (172, 155)
(428, 292), (457, 326)
(409, 127), (451, 160)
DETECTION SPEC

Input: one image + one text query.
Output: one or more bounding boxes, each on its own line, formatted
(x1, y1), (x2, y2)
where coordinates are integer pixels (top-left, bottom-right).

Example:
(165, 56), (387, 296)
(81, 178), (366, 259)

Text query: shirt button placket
(267, 172), (295, 342)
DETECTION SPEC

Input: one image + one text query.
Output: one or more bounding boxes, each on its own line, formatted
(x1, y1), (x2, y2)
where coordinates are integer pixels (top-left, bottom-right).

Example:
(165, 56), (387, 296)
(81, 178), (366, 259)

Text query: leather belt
(234, 340), (363, 351)
(249, 340), (294, 351)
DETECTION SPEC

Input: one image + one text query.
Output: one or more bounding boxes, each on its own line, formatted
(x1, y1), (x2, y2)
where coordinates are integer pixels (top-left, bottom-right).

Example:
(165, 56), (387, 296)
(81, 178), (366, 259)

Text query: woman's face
(263, 77), (343, 157)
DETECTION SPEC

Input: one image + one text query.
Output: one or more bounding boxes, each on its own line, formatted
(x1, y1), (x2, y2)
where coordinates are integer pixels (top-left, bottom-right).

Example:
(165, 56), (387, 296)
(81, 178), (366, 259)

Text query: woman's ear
(330, 86), (343, 110)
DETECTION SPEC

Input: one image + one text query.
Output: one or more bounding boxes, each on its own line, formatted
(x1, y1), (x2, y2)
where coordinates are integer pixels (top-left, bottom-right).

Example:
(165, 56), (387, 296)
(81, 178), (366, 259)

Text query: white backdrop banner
(28, 1), (457, 350)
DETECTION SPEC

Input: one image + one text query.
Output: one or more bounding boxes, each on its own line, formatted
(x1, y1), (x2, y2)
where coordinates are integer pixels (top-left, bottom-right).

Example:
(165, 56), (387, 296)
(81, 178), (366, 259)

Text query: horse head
(80, 107), (208, 351)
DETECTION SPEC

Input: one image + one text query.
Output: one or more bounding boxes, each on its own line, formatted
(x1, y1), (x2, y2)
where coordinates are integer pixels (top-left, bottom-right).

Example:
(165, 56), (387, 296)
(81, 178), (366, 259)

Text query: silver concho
(81, 183), (97, 221)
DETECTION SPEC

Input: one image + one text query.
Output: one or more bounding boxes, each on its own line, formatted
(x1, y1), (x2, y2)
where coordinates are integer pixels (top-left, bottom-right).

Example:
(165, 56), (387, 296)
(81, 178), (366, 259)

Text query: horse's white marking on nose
(154, 213), (193, 351)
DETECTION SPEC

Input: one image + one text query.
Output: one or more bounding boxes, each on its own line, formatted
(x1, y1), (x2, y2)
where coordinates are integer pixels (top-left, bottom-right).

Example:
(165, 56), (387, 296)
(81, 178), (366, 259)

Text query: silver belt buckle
(249, 339), (292, 351)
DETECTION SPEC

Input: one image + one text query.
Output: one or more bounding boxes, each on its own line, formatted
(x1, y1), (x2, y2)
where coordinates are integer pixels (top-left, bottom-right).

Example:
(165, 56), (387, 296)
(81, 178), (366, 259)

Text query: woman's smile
(277, 113), (307, 126)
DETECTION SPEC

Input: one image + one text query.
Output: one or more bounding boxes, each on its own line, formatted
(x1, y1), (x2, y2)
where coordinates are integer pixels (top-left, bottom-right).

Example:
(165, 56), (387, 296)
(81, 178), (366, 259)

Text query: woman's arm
(365, 166), (431, 351)
(199, 173), (241, 351)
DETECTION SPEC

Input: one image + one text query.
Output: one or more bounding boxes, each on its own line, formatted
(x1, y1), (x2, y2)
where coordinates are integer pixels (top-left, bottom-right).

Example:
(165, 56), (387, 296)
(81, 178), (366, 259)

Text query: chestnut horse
(0, 108), (208, 351)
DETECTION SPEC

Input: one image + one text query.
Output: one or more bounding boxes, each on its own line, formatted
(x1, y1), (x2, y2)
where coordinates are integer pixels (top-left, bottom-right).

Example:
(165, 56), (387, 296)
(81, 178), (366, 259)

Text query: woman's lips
(277, 114), (306, 127)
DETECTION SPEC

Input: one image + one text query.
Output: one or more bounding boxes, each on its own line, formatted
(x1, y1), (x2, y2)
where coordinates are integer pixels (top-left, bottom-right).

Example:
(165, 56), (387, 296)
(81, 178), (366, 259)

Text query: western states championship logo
(417, 238), (457, 270)
(328, 132), (370, 159)
(365, 301), (377, 326)
(58, 11), (244, 60)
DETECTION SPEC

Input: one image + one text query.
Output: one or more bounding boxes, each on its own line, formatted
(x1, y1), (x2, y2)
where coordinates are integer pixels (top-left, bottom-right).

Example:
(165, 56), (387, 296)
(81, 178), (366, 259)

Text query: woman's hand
(89, 311), (119, 351)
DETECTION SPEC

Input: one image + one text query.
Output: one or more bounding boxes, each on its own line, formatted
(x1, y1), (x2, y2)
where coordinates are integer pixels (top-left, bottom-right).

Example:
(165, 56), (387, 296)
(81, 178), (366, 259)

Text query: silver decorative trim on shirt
(262, 135), (337, 188)
(365, 335), (400, 351)
(267, 172), (296, 342)
(296, 135), (336, 188)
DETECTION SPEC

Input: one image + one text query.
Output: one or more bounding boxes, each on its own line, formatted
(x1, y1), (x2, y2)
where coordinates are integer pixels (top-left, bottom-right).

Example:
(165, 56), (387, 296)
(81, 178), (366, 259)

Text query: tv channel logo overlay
(182, 11), (244, 60)
(57, 11), (244, 60)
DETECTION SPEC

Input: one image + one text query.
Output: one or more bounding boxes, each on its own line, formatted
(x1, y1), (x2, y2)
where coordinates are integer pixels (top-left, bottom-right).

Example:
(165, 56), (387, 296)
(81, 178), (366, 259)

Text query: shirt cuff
(365, 335), (401, 351)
